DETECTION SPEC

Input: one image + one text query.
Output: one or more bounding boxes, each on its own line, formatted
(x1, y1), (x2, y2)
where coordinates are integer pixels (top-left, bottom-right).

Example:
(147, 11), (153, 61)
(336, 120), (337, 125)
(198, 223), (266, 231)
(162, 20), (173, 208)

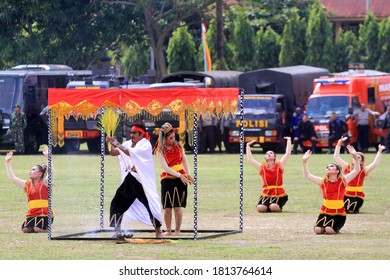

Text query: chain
(99, 108), (105, 231)
(193, 112), (198, 240)
(47, 109), (53, 240)
(239, 88), (244, 232)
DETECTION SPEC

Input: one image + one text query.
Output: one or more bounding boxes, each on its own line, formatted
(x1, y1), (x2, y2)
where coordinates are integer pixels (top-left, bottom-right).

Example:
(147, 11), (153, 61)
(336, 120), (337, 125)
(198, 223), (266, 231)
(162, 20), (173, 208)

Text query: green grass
(1, 147), (389, 260)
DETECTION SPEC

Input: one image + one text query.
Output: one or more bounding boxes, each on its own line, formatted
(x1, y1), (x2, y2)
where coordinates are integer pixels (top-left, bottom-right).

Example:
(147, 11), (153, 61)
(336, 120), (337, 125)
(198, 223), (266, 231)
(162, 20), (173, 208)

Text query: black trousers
(357, 125), (370, 151)
(110, 173), (161, 228)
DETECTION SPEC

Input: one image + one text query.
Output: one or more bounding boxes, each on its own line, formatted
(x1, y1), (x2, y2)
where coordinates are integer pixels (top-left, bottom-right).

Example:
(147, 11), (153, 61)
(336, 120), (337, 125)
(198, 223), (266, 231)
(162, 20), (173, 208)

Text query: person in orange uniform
(5, 146), (53, 233)
(334, 136), (385, 213)
(345, 114), (358, 150)
(154, 122), (194, 235)
(246, 137), (291, 213)
(302, 148), (360, 234)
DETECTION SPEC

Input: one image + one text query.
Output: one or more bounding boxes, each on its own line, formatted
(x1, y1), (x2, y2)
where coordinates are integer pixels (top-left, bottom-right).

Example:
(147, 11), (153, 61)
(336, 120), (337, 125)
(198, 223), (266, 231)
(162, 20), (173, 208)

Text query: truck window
(0, 77), (18, 115)
(244, 98), (275, 115)
(307, 96), (349, 118)
(367, 87), (375, 105)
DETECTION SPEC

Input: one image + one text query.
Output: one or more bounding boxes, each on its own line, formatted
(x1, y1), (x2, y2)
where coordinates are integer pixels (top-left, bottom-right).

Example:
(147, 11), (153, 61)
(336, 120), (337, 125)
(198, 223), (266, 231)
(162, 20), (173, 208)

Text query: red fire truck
(306, 69), (390, 152)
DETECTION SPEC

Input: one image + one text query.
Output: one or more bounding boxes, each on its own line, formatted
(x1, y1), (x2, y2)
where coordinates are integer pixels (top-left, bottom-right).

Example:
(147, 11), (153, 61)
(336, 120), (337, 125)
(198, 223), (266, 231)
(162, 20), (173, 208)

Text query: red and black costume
(23, 179), (53, 231)
(258, 161), (288, 210)
(160, 143), (188, 209)
(315, 177), (347, 232)
(343, 165), (366, 213)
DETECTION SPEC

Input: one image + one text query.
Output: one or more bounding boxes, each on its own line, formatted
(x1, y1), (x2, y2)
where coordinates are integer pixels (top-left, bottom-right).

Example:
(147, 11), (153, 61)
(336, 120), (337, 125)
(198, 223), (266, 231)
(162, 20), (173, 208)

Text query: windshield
(244, 98), (276, 115)
(0, 77), (19, 115)
(307, 96), (349, 118)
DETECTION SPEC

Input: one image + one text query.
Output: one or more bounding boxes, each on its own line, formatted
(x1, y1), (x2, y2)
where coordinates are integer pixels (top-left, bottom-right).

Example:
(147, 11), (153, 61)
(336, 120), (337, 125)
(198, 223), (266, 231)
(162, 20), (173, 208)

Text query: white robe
(116, 138), (163, 227)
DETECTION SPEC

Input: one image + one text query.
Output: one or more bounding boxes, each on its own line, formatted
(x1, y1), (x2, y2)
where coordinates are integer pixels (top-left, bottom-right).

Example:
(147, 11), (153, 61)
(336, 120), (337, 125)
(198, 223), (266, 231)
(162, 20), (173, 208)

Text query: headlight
(265, 130), (274, 136)
(230, 130), (240, 137)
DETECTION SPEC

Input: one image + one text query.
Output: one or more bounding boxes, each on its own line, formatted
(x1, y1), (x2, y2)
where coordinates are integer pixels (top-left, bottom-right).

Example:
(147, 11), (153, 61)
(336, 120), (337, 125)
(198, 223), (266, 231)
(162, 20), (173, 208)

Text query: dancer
(106, 122), (164, 238)
(246, 137), (291, 212)
(5, 146), (53, 233)
(154, 122), (194, 235)
(302, 149), (360, 234)
(334, 136), (385, 213)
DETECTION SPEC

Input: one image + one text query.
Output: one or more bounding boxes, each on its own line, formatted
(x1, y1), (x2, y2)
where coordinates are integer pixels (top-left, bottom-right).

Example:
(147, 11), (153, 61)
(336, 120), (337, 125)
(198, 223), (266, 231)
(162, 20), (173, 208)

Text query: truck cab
(306, 69), (390, 151)
(229, 94), (286, 152)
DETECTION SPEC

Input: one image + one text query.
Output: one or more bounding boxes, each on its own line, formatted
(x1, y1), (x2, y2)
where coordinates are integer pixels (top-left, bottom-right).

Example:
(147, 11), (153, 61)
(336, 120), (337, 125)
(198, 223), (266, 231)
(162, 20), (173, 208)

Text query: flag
(202, 22), (212, 72)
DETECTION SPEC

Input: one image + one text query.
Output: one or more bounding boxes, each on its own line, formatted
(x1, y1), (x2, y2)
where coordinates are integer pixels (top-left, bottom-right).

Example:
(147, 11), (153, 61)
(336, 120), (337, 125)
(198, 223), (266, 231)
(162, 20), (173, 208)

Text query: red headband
(131, 126), (150, 140)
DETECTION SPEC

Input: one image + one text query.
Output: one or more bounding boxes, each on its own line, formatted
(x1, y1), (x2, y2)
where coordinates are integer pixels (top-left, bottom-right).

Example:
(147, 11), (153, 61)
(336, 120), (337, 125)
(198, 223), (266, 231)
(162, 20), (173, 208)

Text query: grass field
(0, 147), (389, 260)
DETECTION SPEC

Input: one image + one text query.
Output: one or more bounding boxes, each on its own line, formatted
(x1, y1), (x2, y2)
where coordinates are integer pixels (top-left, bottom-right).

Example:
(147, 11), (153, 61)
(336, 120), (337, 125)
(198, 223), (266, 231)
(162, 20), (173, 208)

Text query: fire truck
(306, 68), (390, 152)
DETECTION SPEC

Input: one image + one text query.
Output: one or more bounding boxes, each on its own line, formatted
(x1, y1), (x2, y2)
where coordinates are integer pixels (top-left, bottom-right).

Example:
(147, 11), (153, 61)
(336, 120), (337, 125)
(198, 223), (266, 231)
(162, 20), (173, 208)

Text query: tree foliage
(333, 29), (359, 72)
(358, 11), (380, 70)
(377, 17), (390, 72)
(304, 0), (334, 70)
(106, 0), (214, 79)
(254, 26), (280, 69)
(167, 24), (197, 73)
(279, 8), (306, 67)
(0, 0), (139, 69)
(230, 9), (256, 71)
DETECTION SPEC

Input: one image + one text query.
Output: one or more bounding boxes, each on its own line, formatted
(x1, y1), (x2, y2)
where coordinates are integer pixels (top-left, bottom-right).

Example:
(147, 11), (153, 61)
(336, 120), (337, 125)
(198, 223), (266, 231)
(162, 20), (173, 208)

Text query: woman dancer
(154, 122), (194, 235)
(302, 149), (360, 234)
(334, 137), (385, 213)
(5, 147), (53, 233)
(246, 137), (292, 212)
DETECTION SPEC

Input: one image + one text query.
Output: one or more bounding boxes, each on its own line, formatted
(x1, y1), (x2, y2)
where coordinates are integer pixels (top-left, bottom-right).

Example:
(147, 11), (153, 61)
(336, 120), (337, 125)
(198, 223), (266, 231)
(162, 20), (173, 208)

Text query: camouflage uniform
(10, 110), (27, 154)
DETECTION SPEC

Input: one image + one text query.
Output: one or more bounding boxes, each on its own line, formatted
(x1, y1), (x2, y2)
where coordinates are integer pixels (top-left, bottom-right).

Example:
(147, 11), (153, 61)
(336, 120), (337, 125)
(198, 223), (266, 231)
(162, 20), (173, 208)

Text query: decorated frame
(46, 87), (244, 240)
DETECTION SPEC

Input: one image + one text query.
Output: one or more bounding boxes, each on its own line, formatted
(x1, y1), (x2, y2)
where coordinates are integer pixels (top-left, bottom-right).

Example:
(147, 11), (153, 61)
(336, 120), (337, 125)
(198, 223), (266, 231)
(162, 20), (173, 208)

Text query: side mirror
(348, 107), (353, 114)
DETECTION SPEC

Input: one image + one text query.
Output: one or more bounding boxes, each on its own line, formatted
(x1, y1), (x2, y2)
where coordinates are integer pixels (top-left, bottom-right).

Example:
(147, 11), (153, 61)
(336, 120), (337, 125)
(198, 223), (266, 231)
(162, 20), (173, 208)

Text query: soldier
(10, 104), (27, 154)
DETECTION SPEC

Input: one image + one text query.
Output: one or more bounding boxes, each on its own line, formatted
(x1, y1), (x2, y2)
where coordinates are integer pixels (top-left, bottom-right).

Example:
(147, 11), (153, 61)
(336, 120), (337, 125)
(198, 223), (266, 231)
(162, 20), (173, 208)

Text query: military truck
(0, 64), (91, 153)
(232, 65), (329, 152)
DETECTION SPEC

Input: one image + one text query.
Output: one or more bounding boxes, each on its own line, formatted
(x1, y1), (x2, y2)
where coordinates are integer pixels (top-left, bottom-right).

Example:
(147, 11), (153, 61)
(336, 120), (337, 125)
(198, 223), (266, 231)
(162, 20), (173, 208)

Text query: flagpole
(202, 23), (207, 72)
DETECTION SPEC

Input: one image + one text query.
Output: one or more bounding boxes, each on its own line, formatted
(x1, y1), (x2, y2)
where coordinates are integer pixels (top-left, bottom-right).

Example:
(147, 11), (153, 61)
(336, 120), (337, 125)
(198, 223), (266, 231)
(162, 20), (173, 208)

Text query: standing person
(327, 112), (348, 154)
(246, 137), (292, 213)
(220, 114), (232, 153)
(345, 114), (358, 150)
(199, 112), (218, 154)
(10, 104), (27, 154)
(290, 105), (304, 139)
(293, 113), (317, 154)
(302, 149), (360, 234)
(353, 102), (380, 152)
(380, 106), (390, 152)
(334, 137), (385, 213)
(4, 146), (53, 233)
(106, 122), (164, 238)
(154, 122), (194, 235)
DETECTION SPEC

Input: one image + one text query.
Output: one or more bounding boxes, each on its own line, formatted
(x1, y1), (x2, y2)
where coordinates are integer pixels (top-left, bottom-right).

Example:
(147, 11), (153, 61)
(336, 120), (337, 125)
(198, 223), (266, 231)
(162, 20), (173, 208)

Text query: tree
(106, 0), (215, 80)
(167, 24), (197, 73)
(0, 0), (139, 69)
(304, 0), (334, 70)
(230, 9), (256, 71)
(358, 11), (380, 70)
(333, 29), (359, 72)
(279, 8), (306, 67)
(121, 43), (151, 81)
(254, 26), (280, 69)
(377, 17), (390, 72)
